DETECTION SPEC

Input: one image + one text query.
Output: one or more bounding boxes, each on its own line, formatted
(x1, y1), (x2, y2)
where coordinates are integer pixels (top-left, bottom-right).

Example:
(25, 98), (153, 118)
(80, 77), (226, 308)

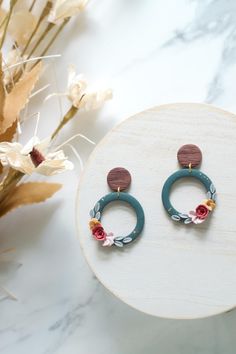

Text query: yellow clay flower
(89, 218), (101, 230)
(203, 199), (216, 211)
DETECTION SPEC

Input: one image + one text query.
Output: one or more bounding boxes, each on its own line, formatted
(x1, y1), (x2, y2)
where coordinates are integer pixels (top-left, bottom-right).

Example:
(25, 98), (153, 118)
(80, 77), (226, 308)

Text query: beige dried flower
(0, 137), (74, 176)
(67, 66), (112, 110)
(48, 0), (88, 24)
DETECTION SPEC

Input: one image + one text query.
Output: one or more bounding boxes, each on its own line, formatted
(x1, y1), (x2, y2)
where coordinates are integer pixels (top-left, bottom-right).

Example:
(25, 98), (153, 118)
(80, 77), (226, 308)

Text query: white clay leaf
(179, 213), (189, 219)
(94, 202), (100, 212)
(95, 212), (101, 220)
(212, 193), (217, 201)
(184, 218), (192, 224)
(210, 183), (216, 194)
(171, 215), (180, 221)
(114, 240), (124, 247)
(206, 191), (211, 199)
(114, 236), (124, 241)
(123, 237), (132, 244)
(89, 209), (95, 218)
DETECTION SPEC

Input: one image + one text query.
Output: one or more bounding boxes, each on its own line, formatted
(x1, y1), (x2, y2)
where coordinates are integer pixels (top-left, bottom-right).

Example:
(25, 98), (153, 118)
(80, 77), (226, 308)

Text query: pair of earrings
(89, 144), (217, 248)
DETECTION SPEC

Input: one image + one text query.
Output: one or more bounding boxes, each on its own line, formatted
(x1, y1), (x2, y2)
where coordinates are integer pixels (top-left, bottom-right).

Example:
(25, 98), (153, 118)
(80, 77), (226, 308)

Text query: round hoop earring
(89, 167), (145, 247)
(162, 144), (216, 224)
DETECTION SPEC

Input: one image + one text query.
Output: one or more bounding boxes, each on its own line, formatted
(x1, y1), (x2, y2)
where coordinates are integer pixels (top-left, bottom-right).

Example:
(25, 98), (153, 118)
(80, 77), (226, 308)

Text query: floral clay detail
(162, 144), (216, 225)
(88, 167), (145, 247)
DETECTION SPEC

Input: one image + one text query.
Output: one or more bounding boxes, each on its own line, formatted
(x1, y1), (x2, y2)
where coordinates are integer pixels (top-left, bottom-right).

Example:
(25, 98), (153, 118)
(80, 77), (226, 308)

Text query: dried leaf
(0, 120), (17, 142)
(1, 62), (42, 134)
(0, 182), (62, 217)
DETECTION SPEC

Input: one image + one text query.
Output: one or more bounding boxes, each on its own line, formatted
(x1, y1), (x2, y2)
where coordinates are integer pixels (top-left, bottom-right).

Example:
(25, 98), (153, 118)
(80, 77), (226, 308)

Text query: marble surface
(1, 0), (236, 353)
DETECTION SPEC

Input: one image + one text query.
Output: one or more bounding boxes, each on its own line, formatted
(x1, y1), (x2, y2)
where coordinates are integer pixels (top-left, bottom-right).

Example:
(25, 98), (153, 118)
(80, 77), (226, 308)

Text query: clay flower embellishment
(188, 199), (216, 224)
(48, 0), (88, 24)
(67, 66), (112, 110)
(102, 234), (115, 247)
(89, 219), (115, 246)
(92, 224), (107, 241)
(203, 199), (216, 211)
(0, 137), (73, 176)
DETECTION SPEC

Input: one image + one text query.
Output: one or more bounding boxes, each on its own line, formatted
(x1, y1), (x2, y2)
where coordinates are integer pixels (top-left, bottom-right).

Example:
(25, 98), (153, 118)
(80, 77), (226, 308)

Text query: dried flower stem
(51, 105), (78, 140)
(29, 0), (37, 12)
(0, 169), (23, 204)
(10, 13), (54, 88)
(32, 18), (70, 69)
(27, 22), (55, 59)
(22, 1), (53, 57)
(0, 0), (18, 50)
(0, 15), (7, 30)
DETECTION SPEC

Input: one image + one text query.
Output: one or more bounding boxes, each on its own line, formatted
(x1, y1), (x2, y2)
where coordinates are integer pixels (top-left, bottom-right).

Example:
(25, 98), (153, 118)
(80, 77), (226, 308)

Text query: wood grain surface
(76, 103), (236, 319)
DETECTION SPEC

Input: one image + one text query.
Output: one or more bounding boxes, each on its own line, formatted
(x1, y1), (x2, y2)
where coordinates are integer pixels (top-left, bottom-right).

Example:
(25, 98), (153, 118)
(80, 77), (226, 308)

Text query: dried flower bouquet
(0, 0), (112, 218)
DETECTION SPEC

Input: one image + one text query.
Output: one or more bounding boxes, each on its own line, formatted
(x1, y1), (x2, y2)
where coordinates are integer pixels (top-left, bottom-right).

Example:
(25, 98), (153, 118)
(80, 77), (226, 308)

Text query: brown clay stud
(107, 167), (131, 191)
(177, 144), (202, 168)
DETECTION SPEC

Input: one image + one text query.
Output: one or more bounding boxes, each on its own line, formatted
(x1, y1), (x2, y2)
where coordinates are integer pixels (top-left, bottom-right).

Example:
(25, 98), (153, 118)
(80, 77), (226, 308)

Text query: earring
(89, 167), (145, 247)
(162, 144), (216, 224)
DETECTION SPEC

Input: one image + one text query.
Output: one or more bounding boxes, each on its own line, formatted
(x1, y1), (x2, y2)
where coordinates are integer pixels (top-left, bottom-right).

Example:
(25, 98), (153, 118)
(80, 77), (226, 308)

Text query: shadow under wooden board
(76, 103), (236, 319)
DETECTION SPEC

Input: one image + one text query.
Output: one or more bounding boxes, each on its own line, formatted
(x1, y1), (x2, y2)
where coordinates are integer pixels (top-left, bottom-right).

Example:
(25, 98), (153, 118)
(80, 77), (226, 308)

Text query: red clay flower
(195, 204), (209, 219)
(92, 225), (107, 241)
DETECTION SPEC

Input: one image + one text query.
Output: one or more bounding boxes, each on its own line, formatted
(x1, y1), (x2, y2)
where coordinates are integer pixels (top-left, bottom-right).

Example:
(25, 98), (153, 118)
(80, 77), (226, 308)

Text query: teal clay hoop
(90, 192), (145, 247)
(162, 169), (216, 223)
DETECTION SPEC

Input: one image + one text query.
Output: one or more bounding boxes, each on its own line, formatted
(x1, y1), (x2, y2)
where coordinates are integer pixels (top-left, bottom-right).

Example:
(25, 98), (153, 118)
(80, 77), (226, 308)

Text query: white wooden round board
(76, 103), (236, 319)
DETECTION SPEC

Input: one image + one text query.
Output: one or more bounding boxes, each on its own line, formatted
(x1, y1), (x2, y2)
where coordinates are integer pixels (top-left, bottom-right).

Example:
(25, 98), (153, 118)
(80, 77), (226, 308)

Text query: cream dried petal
(35, 158), (74, 176)
(48, 0), (88, 24)
(33, 137), (51, 155)
(80, 89), (112, 111)
(2, 151), (34, 174)
(0, 142), (22, 154)
(67, 68), (87, 107)
(21, 136), (41, 155)
(8, 10), (37, 46)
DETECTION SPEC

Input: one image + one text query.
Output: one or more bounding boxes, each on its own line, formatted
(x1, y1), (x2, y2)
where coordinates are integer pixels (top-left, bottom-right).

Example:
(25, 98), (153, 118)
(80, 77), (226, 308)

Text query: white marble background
(1, 0), (236, 353)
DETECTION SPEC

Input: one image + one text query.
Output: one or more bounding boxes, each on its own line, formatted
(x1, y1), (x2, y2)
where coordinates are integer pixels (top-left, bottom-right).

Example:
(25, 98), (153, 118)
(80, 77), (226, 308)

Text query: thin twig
(32, 18), (70, 69)
(0, 0), (18, 50)
(51, 105), (78, 140)
(4, 54), (61, 71)
(29, 0), (37, 12)
(27, 22), (55, 59)
(0, 15), (7, 29)
(22, 1), (53, 56)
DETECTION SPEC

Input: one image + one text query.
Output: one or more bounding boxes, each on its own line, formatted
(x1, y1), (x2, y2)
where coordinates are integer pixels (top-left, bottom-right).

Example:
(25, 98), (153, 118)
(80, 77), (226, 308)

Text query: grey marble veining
(164, 0), (236, 103)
